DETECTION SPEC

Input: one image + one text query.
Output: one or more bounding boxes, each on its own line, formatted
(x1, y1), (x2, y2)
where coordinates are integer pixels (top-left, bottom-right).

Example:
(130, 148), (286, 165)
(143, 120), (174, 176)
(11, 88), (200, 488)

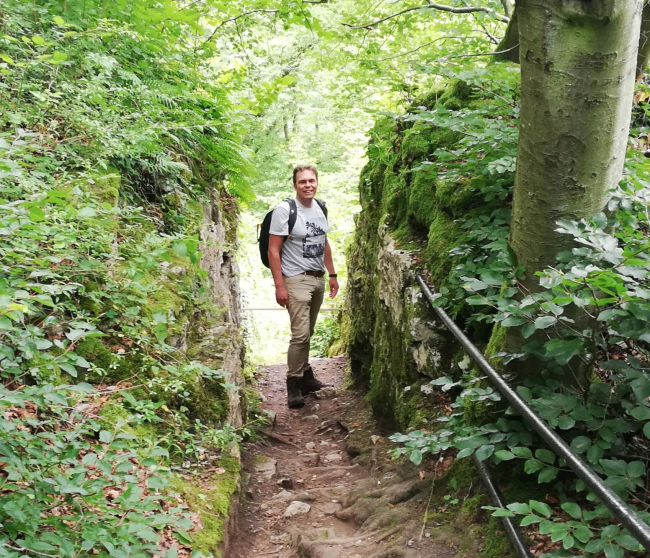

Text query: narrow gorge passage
(229, 358), (478, 558)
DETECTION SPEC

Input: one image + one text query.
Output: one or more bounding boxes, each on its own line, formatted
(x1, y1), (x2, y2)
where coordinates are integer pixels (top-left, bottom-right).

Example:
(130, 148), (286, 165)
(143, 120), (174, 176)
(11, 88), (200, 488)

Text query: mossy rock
(173, 450), (241, 557)
(76, 338), (150, 383)
(97, 401), (159, 443)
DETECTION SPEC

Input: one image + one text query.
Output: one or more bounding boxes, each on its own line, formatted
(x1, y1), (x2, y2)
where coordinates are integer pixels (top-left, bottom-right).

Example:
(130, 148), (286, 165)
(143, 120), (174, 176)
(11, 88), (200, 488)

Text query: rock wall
(198, 190), (246, 428)
(343, 80), (511, 428)
(346, 222), (456, 428)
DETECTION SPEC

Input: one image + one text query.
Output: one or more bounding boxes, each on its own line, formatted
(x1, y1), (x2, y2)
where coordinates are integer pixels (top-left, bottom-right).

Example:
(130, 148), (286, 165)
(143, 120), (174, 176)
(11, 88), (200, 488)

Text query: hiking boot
(300, 366), (328, 395)
(286, 377), (305, 408)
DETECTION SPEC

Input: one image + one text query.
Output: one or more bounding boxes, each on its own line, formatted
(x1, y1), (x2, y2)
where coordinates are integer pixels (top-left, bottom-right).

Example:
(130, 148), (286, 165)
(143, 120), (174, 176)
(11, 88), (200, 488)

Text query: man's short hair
(293, 165), (318, 184)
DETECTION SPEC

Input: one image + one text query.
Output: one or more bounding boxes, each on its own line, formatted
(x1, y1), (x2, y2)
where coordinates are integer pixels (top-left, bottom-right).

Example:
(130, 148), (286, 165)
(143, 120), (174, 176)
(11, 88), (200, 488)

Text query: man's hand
(329, 277), (339, 299)
(275, 284), (289, 307)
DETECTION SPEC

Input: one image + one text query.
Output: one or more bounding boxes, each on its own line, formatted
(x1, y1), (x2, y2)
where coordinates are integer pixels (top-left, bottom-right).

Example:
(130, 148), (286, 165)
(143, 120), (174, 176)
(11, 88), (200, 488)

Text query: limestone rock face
(344, 223), (456, 428)
(199, 190), (246, 428)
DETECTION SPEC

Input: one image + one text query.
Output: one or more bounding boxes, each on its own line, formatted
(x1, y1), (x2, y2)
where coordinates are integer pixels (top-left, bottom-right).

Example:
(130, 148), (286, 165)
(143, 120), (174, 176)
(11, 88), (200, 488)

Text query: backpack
(258, 198), (328, 268)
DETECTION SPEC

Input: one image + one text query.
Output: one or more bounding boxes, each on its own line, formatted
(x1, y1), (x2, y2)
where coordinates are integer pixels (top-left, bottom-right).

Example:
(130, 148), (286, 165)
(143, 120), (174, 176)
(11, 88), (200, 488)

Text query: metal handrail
(473, 455), (533, 558)
(416, 273), (650, 551)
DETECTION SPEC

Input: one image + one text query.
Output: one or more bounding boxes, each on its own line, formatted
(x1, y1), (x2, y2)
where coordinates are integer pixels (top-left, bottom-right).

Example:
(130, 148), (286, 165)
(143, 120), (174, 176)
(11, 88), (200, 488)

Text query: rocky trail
(228, 357), (486, 558)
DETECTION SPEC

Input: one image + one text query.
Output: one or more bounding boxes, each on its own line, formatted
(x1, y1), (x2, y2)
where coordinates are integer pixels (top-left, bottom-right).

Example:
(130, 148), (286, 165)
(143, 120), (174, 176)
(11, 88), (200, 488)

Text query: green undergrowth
(0, 2), (256, 557)
(343, 64), (519, 427)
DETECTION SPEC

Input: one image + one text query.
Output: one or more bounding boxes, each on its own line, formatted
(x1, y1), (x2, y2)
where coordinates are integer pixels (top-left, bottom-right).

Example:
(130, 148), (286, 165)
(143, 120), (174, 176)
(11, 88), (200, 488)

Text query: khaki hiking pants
(284, 274), (325, 378)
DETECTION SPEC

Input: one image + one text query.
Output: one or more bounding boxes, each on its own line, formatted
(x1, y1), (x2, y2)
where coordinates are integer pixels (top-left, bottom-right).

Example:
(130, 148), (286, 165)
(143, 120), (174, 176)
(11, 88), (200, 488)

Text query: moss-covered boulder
(343, 77), (513, 428)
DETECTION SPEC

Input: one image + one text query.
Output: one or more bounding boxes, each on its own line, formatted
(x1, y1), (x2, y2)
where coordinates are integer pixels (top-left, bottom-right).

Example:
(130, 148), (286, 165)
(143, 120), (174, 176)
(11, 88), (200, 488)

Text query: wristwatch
(329, 273), (337, 278)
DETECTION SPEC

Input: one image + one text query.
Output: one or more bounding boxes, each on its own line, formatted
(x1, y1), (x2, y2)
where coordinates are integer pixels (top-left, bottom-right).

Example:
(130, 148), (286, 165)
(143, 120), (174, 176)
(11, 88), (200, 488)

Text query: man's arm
(268, 234), (288, 307)
(324, 240), (339, 299)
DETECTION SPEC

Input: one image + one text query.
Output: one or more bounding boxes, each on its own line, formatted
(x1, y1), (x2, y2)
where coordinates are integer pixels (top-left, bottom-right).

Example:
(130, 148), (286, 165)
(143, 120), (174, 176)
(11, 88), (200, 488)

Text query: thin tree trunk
(637, 1), (650, 78)
(494, 7), (518, 63)
(500, 0), (514, 18)
(510, 0), (642, 292)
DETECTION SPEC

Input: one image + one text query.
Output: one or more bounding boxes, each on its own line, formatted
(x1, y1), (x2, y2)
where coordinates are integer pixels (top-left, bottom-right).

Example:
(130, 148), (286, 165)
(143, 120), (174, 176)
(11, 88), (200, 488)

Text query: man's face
(294, 169), (318, 200)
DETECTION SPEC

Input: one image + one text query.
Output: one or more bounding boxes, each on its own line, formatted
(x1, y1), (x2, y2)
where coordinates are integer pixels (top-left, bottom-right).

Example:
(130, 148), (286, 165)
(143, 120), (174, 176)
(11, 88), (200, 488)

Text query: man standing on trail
(268, 165), (339, 409)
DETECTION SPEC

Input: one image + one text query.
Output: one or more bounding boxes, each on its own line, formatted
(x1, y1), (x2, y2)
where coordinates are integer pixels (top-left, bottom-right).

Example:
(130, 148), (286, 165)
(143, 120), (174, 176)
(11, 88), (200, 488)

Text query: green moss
(76, 338), (113, 371)
(425, 209), (462, 286)
(437, 79), (476, 110)
(143, 285), (187, 336)
(97, 401), (158, 442)
(486, 324), (507, 371)
(88, 169), (121, 206)
(479, 516), (518, 558)
(174, 452), (240, 557)
(435, 176), (482, 218)
(408, 171), (438, 230)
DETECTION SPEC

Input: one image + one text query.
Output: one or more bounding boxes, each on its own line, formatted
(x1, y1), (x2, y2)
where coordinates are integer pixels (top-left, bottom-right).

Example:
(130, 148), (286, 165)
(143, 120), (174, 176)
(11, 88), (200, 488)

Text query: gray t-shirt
(269, 199), (329, 277)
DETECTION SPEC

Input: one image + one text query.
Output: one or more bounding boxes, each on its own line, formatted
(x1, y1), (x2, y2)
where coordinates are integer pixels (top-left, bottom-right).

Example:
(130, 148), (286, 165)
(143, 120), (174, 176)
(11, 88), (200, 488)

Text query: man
(268, 165), (339, 408)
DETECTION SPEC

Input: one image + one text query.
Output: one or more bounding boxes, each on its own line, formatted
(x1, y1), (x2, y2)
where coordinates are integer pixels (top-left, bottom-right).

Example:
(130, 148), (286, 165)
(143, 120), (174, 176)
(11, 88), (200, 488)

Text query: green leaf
(556, 415), (575, 430)
(562, 535), (575, 550)
(561, 502), (582, 519)
(615, 534), (643, 551)
(148, 476), (167, 490)
(99, 430), (113, 444)
(534, 316), (557, 330)
(491, 508), (515, 517)
(506, 502), (531, 515)
(535, 449), (556, 465)
(501, 316), (526, 327)
(529, 500), (552, 518)
(627, 460), (645, 478)
(511, 446), (533, 458)
(538, 467), (558, 483)
(516, 386), (532, 402)
(630, 406), (650, 420)
(587, 444), (604, 464)
(475, 444), (494, 461)
(521, 322), (536, 338)
(172, 241), (188, 258)
(456, 447), (474, 458)
(630, 376), (650, 400)
(52, 52), (68, 63)
(174, 530), (193, 545)
(524, 459), (544, 474)
(53, 16), (66, 25)
(29, 206), (45, 222)
(519, 515), (541, 526)
(545, 338), (583, 365)
(599, 459), (627, 476)
(409, 449), (422, 465)
(570, 436), (591, 453)
(494, 450), (515, 461)
(77, 206), (96, 218)
(602, 542), (624, 558)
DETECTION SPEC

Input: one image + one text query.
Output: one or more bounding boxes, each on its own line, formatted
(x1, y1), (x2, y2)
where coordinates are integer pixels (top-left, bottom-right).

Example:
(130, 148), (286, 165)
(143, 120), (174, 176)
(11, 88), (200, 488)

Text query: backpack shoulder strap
(314, 198), (328, 220)
(285, 198), (298, 236)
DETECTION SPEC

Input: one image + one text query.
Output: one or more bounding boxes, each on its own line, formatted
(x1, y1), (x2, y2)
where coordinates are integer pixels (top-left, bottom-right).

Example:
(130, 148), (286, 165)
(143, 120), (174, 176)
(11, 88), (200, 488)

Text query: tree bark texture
(637, 1), (650, 78)
(510, 0), (642, 292)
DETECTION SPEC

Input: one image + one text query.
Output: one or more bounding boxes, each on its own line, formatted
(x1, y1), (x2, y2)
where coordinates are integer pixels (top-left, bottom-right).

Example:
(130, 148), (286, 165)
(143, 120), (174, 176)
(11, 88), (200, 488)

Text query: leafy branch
(342, 1), (510, 30)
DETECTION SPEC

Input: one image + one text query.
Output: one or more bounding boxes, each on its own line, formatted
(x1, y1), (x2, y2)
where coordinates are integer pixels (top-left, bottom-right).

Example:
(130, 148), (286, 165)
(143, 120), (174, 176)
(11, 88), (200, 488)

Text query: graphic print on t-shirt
(303, 221), (326, 259)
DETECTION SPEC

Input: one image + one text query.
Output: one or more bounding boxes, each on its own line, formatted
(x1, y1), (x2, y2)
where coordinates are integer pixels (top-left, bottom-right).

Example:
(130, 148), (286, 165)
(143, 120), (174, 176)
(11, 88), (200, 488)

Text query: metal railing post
(416, 273), (650, 551)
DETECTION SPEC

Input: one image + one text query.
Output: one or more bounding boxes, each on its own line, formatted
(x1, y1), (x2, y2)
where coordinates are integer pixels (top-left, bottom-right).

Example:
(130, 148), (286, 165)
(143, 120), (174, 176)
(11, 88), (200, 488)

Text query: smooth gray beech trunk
(510, 0), (642, 293)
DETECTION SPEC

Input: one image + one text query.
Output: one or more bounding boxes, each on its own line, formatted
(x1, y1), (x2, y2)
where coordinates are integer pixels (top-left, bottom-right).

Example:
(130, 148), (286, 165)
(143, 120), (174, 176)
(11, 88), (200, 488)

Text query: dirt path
(229, 357), (476, 558)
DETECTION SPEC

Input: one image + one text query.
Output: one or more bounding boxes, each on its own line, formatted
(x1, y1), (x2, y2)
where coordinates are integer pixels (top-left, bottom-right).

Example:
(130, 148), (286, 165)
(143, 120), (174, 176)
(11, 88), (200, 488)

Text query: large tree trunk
(510, 0), (642, 293)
